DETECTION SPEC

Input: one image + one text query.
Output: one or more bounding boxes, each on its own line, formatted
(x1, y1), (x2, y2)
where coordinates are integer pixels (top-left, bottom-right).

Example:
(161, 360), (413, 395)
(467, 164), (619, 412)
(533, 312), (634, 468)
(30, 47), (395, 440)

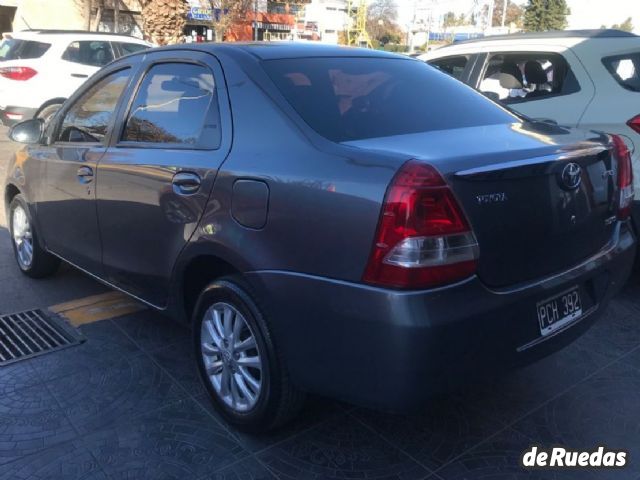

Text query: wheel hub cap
(200, 302), (263, 412)
(12, 205), (33, 269)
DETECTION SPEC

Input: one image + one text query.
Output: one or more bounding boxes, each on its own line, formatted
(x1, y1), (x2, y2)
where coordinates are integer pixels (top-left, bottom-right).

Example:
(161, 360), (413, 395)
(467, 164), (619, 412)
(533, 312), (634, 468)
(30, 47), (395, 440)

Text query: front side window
(62, 41), (115, 67)
(263, 57), (515, 142)
(603, 53), (640, 92)
(58, 68), (130, 143)
(428, 55), (469, 80)
(479, 52), (579, 105)
(121, 62), (219, 147)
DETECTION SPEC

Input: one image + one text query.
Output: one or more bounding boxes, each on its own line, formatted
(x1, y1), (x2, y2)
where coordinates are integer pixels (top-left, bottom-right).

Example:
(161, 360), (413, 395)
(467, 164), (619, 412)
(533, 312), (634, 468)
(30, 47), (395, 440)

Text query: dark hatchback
(3, 43), (635, 431)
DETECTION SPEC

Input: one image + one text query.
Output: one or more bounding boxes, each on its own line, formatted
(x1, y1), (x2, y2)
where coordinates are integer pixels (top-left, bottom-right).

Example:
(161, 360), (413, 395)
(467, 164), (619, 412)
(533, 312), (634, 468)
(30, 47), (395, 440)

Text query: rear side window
(263, 57), (515, 142)
(479, 52), (579, 105)
(62, 41), (115, 67)
(428, 55), (470, 80)
(58, 68), (130, 143)
(116, 42), (149, 56)
(0, 39), (50, 60)
(121, 62), (220, 148)
(603, 53), (640, 92)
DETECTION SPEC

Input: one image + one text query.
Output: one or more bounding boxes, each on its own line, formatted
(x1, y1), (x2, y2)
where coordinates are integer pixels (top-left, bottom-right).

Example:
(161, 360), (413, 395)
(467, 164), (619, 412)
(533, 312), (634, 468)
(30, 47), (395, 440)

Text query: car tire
(9, 194), (59, 278)
(193, 276), (305, 432)
(35, 103), (62, 124)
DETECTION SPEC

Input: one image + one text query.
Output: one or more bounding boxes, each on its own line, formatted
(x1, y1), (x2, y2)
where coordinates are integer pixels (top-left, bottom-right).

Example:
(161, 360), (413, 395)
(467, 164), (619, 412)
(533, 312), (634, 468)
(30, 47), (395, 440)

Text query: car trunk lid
(343, 123), (620, 288)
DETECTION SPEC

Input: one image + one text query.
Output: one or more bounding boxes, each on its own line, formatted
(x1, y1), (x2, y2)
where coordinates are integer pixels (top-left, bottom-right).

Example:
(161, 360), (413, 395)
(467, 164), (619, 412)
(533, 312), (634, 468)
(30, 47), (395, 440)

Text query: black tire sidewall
(193, 279), (280, 430)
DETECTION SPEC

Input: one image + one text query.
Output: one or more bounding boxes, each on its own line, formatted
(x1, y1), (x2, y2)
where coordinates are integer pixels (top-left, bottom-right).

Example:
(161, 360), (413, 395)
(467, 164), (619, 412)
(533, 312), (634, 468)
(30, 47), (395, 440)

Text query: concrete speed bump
(50, 291), (146, 326)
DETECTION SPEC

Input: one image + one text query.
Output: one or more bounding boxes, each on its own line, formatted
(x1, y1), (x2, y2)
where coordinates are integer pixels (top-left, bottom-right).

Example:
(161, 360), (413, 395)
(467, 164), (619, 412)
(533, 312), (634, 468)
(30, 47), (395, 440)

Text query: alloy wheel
(12, 205), (33, 269)
(200, 302), (263, 412)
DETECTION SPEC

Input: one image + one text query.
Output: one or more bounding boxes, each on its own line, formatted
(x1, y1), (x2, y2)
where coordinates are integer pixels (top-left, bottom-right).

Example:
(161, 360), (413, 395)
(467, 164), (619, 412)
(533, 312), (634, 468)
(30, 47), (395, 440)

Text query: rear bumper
(246, 221), (636, 412)
(0, 106), (37, 126)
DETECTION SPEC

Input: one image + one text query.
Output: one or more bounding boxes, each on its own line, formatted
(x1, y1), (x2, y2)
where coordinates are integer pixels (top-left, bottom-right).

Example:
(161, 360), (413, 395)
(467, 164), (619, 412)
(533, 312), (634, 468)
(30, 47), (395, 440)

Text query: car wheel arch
(4, 183), (21, 216)
(180, 254), (242, 324)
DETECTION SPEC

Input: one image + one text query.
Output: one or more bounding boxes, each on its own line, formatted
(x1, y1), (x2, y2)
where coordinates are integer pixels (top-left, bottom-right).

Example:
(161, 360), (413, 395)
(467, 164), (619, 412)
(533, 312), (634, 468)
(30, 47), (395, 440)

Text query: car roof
(137, 41), (404, 61)
(5, 30), (149, 44)
(441, 29), (637, 48)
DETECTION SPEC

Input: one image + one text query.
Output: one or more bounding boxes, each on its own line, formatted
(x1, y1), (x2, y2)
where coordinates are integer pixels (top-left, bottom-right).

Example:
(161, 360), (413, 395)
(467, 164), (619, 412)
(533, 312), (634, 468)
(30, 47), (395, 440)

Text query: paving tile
(0, 383), (77, 466)
(200, 456), (278, 480)
(87, 397), (247, 480)
(0, 440), (108, 480)
(149, 339), (208, 398)
(196, 394), (345, 454)
(43, 352), (187, 435)
(257, 412), (430, 480)
(112, 310), (190, 353)
(0, 360), (40, 396)
(511, 362), (640, 480)
(27, 320), (145, 385)
(353, 395), (505, 472)
(433, 428), (598, 480)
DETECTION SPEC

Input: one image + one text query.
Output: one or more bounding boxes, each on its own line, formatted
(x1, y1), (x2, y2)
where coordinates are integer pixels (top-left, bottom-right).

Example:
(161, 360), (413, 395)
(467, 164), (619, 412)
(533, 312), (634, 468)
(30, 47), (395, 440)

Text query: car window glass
(428, 55), (469, 80)
(58, 68), (130, 143)
(0, 39), (50, 60)
(116, 42), (149, 55)
(263, 57), (515, 142)
(121, 62), (219, 147)
(603, 53), (640, 92)
(479, 52), (579, 105)
(62, 41), (115, 67)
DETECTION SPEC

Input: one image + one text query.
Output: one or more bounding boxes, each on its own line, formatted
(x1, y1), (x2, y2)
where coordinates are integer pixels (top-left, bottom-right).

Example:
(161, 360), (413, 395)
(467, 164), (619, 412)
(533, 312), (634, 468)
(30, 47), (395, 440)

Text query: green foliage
(523, 0), (570, 32)
(611, 17), (634, 32)
(492, 0), (524, 28)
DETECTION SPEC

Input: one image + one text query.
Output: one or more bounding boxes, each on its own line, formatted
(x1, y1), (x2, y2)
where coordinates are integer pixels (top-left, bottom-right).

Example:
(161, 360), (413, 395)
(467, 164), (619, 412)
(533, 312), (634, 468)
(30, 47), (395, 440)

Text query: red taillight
(363, 160), (479, 289)
(0, 66), (37, 81)
(628, 115), (640, 135)
(611, 134), (634, 220)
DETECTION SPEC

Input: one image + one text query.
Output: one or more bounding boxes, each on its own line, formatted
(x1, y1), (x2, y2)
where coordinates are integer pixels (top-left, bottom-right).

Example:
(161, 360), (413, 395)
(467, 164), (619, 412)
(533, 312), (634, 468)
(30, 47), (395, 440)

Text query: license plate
(537, 287), (582, 336)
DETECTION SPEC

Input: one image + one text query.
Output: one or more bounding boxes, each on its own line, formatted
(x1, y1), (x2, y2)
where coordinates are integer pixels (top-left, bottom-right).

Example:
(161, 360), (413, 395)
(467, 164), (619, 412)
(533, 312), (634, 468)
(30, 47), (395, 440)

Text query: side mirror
(9, 118), (44, 144)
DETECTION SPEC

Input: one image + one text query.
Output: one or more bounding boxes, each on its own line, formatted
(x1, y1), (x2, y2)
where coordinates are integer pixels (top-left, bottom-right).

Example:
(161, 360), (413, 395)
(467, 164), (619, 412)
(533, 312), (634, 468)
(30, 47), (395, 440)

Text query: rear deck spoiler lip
(454, 145), (609, 178)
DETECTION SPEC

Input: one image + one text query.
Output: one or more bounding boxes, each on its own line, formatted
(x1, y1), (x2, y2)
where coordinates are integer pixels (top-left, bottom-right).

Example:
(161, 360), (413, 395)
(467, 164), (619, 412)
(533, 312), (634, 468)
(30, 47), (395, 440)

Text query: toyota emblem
(560, 162), (582, 190)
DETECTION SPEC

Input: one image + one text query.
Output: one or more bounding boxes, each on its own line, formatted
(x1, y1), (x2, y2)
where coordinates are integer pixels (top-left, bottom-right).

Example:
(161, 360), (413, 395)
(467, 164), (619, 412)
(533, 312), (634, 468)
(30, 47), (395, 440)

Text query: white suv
(421, 29), (640, 224)
(0, 30), (150, 125)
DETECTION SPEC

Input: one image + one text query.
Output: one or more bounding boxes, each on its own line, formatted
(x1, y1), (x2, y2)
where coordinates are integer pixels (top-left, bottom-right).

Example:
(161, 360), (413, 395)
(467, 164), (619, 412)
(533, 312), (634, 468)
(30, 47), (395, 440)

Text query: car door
(59, 40), (116, 95)
(96, 50), (232, 307)
(473, 45), (595, 127)
(36, 64), (134, 273)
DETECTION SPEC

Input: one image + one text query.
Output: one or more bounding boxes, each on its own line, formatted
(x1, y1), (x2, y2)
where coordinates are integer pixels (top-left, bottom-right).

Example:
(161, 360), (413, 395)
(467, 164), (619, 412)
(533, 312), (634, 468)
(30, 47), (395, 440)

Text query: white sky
(395, 0), (640, 33)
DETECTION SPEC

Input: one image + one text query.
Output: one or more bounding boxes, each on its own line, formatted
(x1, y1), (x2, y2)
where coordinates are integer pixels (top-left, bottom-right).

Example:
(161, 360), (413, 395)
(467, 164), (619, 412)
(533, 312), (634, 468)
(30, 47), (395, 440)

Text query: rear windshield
(0, 38), (51, 60)
(116, 42), (149, 55)
(603, 53), (640, 92)
(263, 57), (516, 142)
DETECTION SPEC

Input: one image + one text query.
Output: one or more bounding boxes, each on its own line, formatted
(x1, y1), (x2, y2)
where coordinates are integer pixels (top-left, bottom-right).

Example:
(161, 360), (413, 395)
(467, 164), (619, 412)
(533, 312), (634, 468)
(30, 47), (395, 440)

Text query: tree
(139, 0), (189, 44)
(492, 0), (524, 28)
(442, 11), (467, 29)
(612, 17), (634, 32)
(208, 0), (254, 41)
(523, 0), (570, 32)
(366, 0), (401, 47)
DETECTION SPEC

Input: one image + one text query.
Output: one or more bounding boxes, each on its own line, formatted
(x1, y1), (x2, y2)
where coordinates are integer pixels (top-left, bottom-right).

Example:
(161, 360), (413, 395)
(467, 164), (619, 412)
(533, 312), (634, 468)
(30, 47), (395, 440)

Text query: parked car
(3, 43), (636, 431)
(420, 29), (640, 227)
(0, 29), (151, 126)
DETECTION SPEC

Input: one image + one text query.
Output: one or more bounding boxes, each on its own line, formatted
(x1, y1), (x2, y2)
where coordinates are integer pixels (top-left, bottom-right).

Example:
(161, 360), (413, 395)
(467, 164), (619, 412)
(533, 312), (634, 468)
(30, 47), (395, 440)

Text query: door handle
(172, 172), (201, 195)
(77, 166), (94, 184)
(71, 73), (89, 78)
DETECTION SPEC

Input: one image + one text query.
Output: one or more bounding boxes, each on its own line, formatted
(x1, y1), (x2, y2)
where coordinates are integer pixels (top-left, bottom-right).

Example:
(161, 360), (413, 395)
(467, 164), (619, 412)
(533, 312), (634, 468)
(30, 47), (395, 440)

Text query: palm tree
(139, 0), (189, 45)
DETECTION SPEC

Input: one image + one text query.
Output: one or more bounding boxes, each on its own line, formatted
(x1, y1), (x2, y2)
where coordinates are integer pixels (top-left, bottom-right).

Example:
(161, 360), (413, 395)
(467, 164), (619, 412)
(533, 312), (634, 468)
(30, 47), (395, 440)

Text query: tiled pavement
(0, 274), (639, 480)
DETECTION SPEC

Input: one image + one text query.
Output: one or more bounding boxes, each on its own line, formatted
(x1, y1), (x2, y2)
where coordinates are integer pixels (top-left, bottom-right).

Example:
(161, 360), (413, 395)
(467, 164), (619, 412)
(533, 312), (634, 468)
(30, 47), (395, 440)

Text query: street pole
(501, 0), (507, 27)
(114, 0), (119, 34)
(486, 0), (494, 31)
(253, 0), (258, 41)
